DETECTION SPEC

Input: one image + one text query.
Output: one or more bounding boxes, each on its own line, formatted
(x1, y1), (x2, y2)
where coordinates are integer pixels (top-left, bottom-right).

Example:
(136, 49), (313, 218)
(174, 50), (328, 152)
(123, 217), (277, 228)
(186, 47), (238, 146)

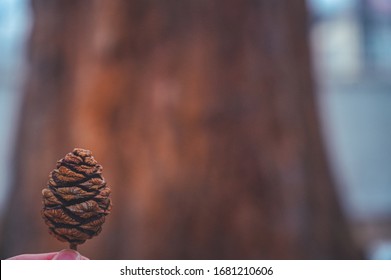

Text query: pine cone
(42, 148), (112, 250)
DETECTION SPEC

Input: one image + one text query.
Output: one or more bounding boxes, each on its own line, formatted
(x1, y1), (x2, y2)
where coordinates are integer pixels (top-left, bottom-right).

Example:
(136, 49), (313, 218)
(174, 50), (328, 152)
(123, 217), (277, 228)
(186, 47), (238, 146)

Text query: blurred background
(0, 0), (390, 259)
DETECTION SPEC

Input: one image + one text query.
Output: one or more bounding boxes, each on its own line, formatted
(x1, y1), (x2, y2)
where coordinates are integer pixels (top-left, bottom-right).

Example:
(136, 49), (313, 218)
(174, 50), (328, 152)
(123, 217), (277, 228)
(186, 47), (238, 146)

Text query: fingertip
(52, 249), (81, 260)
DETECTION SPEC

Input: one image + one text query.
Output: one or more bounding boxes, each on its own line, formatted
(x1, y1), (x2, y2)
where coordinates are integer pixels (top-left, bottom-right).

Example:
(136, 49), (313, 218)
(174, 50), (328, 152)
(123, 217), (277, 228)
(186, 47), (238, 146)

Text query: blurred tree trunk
(0, 0), (361, 259)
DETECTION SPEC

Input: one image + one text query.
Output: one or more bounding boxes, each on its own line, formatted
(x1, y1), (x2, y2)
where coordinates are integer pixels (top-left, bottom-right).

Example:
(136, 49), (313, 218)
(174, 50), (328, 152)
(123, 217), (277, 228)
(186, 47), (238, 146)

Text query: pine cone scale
(46, 186), (97, 207)
(59, 160), (102, 176)
(50, 175), (95, 188)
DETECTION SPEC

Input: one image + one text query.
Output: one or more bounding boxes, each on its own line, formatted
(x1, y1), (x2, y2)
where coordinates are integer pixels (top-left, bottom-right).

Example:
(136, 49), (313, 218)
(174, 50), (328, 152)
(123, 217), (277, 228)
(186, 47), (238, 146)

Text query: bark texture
(0, 0), (361, 259)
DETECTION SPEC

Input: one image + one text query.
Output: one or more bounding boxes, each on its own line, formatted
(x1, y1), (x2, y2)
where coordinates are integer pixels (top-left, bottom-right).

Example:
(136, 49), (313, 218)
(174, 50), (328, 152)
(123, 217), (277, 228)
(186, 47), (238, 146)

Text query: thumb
(52, 249), (81, 260)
